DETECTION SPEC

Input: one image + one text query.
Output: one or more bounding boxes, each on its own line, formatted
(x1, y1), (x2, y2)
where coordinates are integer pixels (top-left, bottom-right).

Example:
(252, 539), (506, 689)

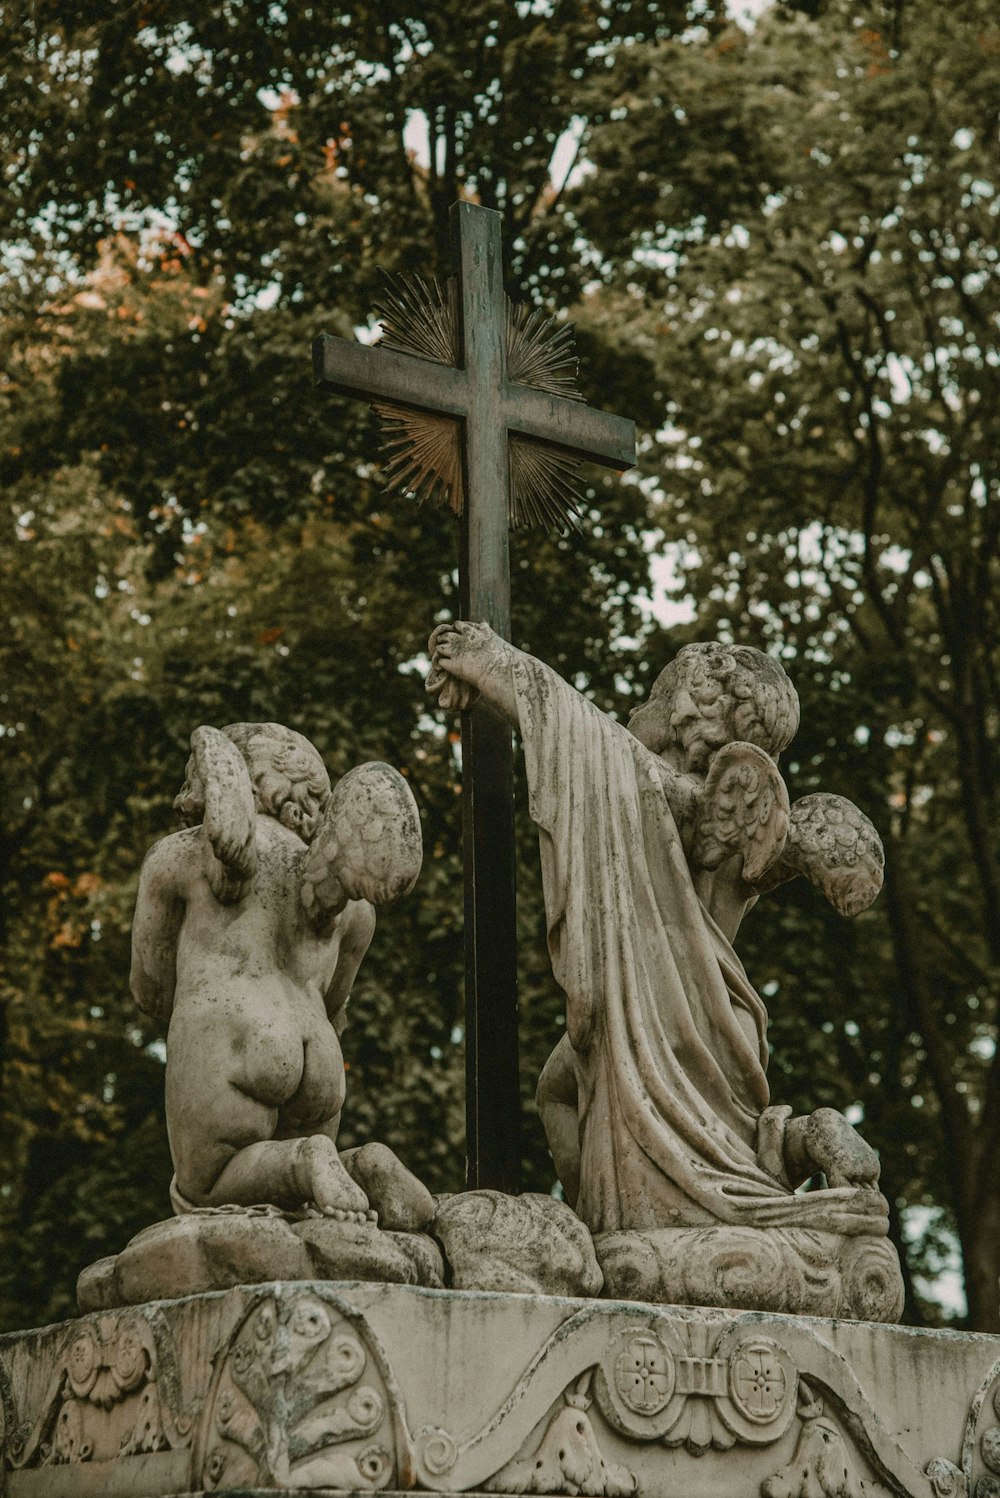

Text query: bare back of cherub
(132, 723), (422, 1218)
(171, 814), (348, 1022)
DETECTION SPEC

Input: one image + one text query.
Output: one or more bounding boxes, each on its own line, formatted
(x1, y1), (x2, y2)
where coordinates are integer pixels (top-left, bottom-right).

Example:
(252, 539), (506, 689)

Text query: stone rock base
(0, 1280), (994, 1497)
(76, 1192), (605, 1311)
(77, 1211), (445, 1310)
(75, 1195), (909, 1327)
(433, 1191), (603, 1297)
(595, 1225), (905, 1322)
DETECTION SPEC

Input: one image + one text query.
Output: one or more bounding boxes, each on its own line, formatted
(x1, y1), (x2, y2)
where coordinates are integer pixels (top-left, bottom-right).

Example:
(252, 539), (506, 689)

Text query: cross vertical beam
(312, 201), (634, 1202)
(453, 203), (520, 1192)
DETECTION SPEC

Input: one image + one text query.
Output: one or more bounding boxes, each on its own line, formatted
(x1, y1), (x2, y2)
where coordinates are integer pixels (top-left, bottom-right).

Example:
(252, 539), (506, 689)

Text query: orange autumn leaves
(43, 872), (103, 951)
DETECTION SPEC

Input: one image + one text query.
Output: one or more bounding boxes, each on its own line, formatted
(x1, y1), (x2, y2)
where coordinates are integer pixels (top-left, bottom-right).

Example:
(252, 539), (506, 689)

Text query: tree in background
(568, 0), (1000, 1324)
(3, 0), (998, 1329)
(0, 0), (672, 1329)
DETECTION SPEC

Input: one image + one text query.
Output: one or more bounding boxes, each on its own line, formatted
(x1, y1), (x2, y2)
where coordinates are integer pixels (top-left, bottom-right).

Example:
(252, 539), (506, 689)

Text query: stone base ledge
(1, 1281), (996, 1496)
(595, 1224), (904, 1322)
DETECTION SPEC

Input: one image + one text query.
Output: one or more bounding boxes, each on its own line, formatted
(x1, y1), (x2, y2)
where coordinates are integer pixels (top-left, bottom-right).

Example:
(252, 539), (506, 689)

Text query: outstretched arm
(427, 621), (522, 727)
(428, 620), (701, 838)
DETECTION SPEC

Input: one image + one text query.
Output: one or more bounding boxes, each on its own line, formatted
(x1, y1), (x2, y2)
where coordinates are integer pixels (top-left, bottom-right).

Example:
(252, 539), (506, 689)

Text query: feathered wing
(751, 792), (884, 918)
(301, 761), (423, 933)
(190, 725), (257, 903)
(694, 741), (790, 885)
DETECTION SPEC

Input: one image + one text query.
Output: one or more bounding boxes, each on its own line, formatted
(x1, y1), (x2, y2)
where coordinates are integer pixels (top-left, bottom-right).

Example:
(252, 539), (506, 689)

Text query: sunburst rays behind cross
(372, 269), (588, 532)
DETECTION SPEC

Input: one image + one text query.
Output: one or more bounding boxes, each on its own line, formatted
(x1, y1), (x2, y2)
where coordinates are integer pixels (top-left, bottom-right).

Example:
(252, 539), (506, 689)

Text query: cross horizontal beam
(312, 337), (468, 418)
(502, 385), (634, 469)
(312, 335), (635, 470)
(313, 201), (636, 1198)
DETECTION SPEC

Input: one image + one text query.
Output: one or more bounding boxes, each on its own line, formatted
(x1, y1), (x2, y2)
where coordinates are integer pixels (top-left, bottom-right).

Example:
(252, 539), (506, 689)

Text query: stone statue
(427, 624), (903, 1317)
(130, 722), (430, 1228)
(79, 717), (605, 1309)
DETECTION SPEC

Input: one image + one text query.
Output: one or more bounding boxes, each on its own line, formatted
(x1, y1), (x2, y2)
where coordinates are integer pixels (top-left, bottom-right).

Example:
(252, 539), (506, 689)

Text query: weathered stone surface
(77, 1213), (444, 1311)
(83, 721), (438, 1302)
(761, 1413), (868, 1498)
(0, 1281), (994, 1496)
(133, 722), (426, 1223)
(595, 1227), (904, 1322)
(428, 626), (903, 1322)
(294, 1217), (444, 1290)
(433, 1191), (603, 1297)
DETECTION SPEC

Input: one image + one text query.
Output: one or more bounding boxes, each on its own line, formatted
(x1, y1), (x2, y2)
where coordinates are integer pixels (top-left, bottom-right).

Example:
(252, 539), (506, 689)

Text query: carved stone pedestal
(595, 1226), (904, 1323)
(1, 1281), (995, 1497)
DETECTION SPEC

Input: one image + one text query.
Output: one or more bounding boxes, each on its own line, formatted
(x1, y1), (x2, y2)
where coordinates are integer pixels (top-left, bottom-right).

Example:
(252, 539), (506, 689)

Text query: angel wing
(189, 725), (257, 904)
(751, 792), (884, 918)
(693, 741), (790, 885)
(300, 761), (422, 933)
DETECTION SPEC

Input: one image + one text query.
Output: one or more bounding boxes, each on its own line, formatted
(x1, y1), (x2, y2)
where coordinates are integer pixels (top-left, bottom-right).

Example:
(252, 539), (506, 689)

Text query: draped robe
(513, 651), (886, 1239)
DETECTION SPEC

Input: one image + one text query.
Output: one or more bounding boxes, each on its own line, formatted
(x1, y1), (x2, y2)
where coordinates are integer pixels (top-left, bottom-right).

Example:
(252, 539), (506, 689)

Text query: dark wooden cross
(313, 201), (635, 1192)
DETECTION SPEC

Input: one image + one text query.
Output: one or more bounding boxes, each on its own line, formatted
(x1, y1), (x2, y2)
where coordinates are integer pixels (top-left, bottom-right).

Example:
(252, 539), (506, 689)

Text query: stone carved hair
(666, 643), (800, 760)
(222, 722), (332, 844)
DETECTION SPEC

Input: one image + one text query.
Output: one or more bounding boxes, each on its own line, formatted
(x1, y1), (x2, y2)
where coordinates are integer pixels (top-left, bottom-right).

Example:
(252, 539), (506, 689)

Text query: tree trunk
(964, 1183), (1000, 1333)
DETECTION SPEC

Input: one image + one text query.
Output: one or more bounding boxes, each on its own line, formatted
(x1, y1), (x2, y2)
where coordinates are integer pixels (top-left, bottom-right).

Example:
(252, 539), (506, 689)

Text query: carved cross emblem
(730, 1346), (788, 1423)
(615, 1335), (674, 1416)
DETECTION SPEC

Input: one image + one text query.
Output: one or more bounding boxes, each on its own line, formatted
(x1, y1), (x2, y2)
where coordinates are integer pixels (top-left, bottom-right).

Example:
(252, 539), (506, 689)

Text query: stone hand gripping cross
(426, 620), (512, 714)
(429, 621), (883, 1202)
(131, 723), (432, 1229)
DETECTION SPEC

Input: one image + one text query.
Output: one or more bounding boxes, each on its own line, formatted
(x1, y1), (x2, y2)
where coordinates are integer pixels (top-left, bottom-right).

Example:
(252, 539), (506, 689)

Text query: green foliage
(0, 0), (665, 1332)
(569, 0), (1000, 1323)
(2, 0), (997, 1332)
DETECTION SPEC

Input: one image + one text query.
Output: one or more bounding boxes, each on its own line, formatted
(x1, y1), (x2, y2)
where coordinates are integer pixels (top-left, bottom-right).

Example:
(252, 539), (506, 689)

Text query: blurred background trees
(2, 0), (998, 1329)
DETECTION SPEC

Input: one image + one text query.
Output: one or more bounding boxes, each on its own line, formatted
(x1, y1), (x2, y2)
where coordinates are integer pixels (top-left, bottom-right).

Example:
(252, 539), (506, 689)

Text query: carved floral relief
(6, 1307), (191, 1471)
(194, 1288), (406, 1492)
(486, 1374), (636, 1498)
(592, 1320), (798, 1454)
(404, 1305), (968, 1498)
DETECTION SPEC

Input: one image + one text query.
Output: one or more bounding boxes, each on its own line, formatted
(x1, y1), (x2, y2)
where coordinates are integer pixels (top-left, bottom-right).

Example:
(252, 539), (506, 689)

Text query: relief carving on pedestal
(593, 1321), (798, 1454)
(0, 1354), (14, 1495)
(761, 1398), (871, 1498)
(973, 1380), (1000, 1498)
(193, 1287), (408, 1492)
(943, 1352), (1000, 1498)
(6, 1307), (192, 1471)
(416, 1310), (803, 1494)
(926, 1456), (968, 1498)
(485, 1373), (636, 1497)
(412, 1307), (965, 1498)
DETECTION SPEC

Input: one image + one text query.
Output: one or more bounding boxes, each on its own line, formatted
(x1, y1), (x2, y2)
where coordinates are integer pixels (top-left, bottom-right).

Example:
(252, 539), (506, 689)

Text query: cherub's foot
(785, 1107), (881, 1191)
(342, 1141), (434, 1232)
(298, 1135), (370, 1218)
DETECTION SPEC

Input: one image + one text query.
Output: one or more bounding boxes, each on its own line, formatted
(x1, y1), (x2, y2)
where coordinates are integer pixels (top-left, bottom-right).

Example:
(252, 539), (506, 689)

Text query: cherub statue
(130, 722), (431, 1229)
(427, 625), (889, 1246)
